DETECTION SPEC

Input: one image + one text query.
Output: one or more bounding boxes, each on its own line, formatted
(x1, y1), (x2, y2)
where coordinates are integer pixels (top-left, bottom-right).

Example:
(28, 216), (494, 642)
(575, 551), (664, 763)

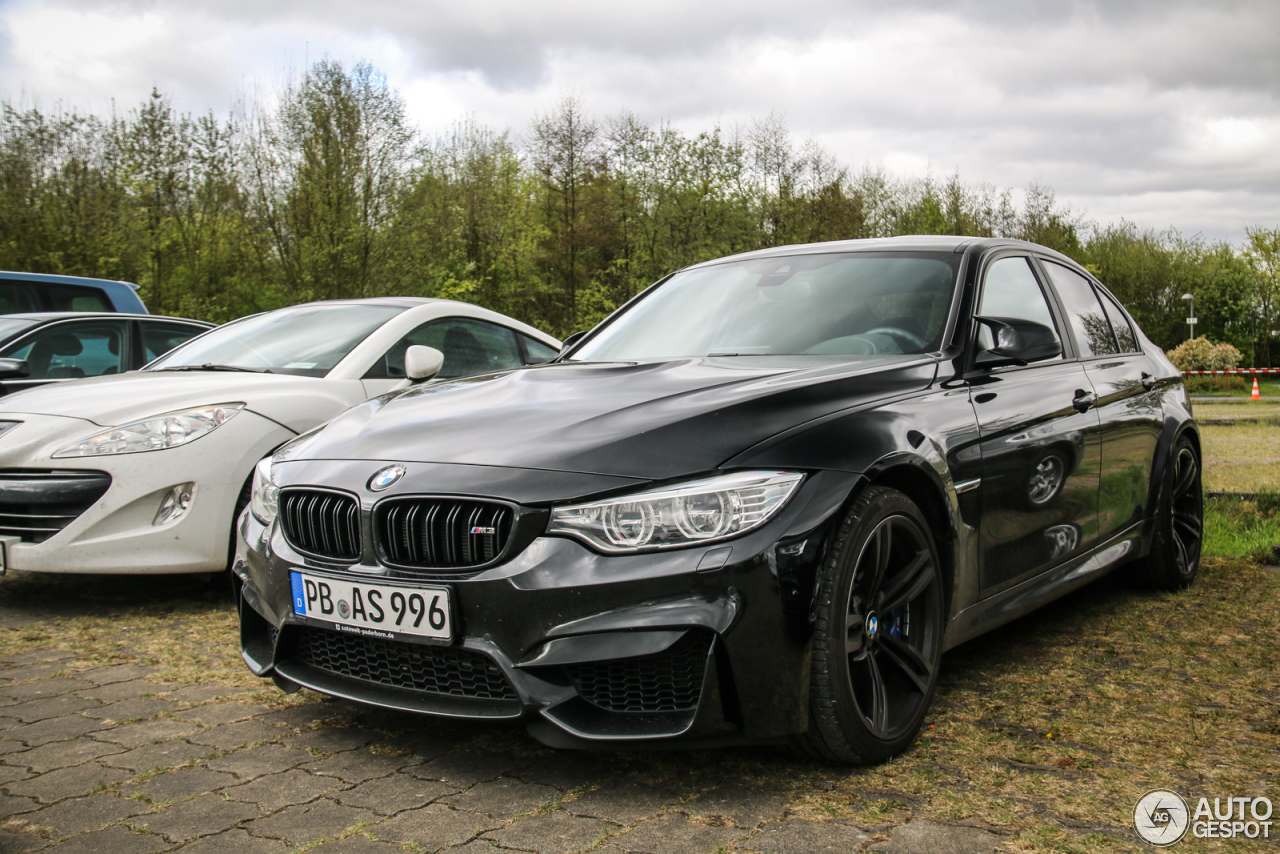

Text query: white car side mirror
(405, 345), (444, 383)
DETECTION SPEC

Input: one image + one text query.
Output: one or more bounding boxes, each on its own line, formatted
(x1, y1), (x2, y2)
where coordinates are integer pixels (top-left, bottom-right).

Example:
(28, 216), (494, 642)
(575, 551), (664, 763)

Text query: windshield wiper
(153, 363), (274, 374)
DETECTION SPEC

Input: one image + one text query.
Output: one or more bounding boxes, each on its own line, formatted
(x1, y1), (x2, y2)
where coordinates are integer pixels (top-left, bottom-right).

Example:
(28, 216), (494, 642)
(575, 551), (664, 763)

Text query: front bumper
(235, 464), (859, 747)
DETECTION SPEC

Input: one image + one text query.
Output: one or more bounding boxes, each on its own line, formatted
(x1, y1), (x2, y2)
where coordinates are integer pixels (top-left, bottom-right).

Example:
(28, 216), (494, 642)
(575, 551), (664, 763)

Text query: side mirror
(405, 346), (444, 383)
(0, 359), (30, 380)
(559, 331), (587, 352)
(973, 316), (1061, 369)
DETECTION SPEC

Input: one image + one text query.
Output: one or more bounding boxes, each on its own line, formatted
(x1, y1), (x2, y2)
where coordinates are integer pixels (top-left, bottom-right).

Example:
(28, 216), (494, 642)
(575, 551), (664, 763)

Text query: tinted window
(365, 318), (524, 379)
(0, 283), (39, 314)
(522, 335), (559, 364)
(1042, 261), (1118, 358)
(142, 320), (209, 361)
(0, 320), (128, 379)
(976, 257), (1061, 357)
(1096, 289), (1139, 353)
(46, 285), (111, 312)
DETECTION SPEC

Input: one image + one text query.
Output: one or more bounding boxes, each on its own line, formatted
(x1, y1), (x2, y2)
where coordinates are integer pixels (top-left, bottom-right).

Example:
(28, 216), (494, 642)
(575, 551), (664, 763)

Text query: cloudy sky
(1, 0), (1277, 243)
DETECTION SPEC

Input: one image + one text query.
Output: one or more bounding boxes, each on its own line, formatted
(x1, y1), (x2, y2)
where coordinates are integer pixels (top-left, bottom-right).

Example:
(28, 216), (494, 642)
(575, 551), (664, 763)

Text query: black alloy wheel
(1141, 435), (1203, 589)
(799, 486), (944, 764)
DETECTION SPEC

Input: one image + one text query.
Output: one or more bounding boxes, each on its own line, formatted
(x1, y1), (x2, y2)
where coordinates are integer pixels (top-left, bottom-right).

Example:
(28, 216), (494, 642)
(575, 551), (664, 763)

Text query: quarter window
(975, 257), (1062, 358)
(365, 318), (524, 379)
(1042, 262), (1119, 358)
(521, 334), (559, 364)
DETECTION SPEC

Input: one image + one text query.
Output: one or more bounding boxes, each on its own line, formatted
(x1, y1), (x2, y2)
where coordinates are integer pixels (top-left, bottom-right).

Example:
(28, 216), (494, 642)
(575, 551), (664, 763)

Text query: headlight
(548, 470), (804, 553)
(52, 404), (244, 458)
(249, 456), (279, 525)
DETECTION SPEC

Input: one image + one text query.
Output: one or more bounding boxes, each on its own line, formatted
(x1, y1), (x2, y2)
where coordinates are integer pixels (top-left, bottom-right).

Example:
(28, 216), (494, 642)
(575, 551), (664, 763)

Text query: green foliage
(1165, 336), (1242, 371)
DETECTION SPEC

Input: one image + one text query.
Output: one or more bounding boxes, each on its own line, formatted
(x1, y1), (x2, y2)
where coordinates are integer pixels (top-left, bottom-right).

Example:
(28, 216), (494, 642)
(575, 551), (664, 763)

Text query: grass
(0, 503), (1276, 852)
(1200, 422), (1280, 493)
(1203, 494), (1280, 562)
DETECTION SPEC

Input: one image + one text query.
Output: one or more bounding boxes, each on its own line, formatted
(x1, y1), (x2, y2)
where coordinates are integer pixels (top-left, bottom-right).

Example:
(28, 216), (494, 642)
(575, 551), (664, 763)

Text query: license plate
(290, 571), (452, 642)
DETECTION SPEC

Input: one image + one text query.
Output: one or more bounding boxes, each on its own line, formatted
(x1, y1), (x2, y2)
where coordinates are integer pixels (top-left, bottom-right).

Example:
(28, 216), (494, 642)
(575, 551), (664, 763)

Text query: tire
(1139, 435), (1203, 590)
(796, 486), (945, 764)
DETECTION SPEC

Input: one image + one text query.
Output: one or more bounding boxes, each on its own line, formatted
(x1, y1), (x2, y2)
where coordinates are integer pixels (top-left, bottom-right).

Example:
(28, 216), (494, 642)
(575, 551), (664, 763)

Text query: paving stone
(0, 762), (33, 784)
(408, 752), (522, 787)
(284, 726), (372, 755)
(42, 826), (167, 853)
(128, 793), (261, 843)
(0, 651), (73, 666)
(75, 679), (167, 704)
(101, 738), (211, 774)
(566, 783), (677, 824)
(174, 702), (270, 728)
(442, 777), (560, 820)
(186, 719), (285, 750)
(0, 679), (94, 702)
(305, 748), (419, 784)
(373, 803), (501, 848)
(246, 797), (380, 844)
(92, 717), (199, 748)
(75, 664), (155, 685)
(162, 684), (253, 704)
(0, 738), (28, 756)
(7, 714), (106, 747)
(255, 703), (345, 730)
(308, 835), (402, 853)
(5, 762), (132, 804)
(0, 793), (39, 820)
(441, 842), (503, 854)
(332, 774), (456, 815)
(7, 737), (125, 773)
(867, 819), (1002, 854)
(485, 809), (611, 854)
(204, 743), (311, 780)
(83, 697), (175, 722)
(613, 813), (747, 854)
(508, 754), (611, 791)
(125, 766), (240, 803)
(743, 819), (873, 853)
(687, 784), (789, 828)
(23, 792), (147, 836)
(7, 696), (97, 723)
(0, 830), (43, 852)
(223, 768), (346, 811)
(168, 827), (290, 854)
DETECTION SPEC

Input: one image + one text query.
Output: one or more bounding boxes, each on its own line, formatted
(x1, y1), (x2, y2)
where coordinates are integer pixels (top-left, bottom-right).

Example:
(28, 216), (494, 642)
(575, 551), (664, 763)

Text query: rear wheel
(798, 486), (945, 764)
(1139, 436), (1202, 590)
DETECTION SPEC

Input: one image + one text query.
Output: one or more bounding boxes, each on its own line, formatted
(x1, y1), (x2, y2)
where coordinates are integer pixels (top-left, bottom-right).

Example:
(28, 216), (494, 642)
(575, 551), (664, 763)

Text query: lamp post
(1182, 293), (1196, 341)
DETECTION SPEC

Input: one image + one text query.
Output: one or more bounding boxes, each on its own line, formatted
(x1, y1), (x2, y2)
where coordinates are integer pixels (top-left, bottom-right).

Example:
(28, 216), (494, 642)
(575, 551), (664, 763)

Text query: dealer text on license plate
(290, 571), (451, 642)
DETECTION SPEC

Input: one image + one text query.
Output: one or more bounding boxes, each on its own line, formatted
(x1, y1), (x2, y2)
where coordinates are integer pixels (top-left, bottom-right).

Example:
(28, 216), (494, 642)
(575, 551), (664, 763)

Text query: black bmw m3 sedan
(233, 236), (1202, 764)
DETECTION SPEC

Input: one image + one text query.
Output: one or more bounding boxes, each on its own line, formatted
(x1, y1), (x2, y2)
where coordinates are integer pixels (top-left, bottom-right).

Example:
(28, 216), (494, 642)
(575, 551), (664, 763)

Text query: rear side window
(365, 318), (524, 379)
(142, 321), (208, 361)
(1042, 261), (1119, 358)
(1096, 289), (1139, 353)
(976, 257), (1062, 357)
(521, 334), (559, 364)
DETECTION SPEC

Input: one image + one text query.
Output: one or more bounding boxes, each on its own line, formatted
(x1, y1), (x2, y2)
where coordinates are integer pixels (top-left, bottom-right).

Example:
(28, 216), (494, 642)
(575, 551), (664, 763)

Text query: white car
(0, 298), (560, 575)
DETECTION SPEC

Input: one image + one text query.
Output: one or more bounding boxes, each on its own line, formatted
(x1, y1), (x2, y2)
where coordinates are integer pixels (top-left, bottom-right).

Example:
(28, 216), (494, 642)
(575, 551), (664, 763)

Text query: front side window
(147, 304), (404, 376)
(975, 257), (1062, 358)
(572, 253), (959, 361)
(0, 320), (128, 379)
(1042, 261), (1119, 358)
(364, 317), (524, 380)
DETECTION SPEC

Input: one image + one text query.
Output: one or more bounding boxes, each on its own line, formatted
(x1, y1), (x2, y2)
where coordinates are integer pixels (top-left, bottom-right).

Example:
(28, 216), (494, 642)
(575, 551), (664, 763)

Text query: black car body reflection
(233, 236), (1202, 765)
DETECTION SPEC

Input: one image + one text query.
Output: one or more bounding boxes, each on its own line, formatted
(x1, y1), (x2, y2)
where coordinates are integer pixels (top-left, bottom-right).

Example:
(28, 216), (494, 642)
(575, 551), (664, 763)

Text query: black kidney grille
(280, 489), (361, 561)
(294, 627), (516, 701)
(567, 631), (713, 714)
(0, 469), (111, 543)
(376, 498), (512, 569)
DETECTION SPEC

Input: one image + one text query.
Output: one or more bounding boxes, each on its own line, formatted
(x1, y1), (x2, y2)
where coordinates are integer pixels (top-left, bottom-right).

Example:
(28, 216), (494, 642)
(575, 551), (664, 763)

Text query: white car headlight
(548, 470), (804, 554)
(52, 404), (245, 458)
(249, 456), (279, 525)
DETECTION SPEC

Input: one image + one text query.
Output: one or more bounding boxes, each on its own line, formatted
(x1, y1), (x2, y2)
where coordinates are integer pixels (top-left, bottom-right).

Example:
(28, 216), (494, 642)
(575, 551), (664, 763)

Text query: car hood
(0, 371), (368, 432)
(282, 355), (939, 480)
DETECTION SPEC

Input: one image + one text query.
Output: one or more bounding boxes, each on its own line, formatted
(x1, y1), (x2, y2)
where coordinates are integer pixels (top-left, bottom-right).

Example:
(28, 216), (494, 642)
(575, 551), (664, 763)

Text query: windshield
(572, 252), (960, 361)
(147, 304), (405, 377)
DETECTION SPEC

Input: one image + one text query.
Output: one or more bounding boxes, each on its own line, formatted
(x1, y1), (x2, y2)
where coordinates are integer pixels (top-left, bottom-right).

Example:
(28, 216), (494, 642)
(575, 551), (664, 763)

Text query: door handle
(1141, 372), (1156, 390)
(1073, 390), (1096, 413)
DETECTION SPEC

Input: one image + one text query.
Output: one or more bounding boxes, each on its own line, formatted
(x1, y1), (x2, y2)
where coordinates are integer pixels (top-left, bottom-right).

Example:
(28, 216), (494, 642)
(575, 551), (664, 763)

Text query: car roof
(0, 312), (210, 324)
(684, 235), (1079, 269)
(289, 297), (443, 310)
(0, 271), (142, 290)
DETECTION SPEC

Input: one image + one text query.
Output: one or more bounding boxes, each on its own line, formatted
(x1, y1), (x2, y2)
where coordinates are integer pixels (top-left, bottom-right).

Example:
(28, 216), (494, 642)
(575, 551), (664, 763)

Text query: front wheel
(798, 486), (945, 764)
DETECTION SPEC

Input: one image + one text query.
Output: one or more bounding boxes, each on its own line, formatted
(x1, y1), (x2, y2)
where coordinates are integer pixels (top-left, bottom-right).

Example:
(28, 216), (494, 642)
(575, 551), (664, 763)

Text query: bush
(1166, 336), (1243, 372)
(1184, 375), (1249, 393)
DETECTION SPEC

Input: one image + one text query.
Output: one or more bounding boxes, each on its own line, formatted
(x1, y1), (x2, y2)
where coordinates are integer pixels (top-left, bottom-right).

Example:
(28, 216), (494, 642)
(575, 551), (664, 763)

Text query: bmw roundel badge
(367, 464), (406, 492)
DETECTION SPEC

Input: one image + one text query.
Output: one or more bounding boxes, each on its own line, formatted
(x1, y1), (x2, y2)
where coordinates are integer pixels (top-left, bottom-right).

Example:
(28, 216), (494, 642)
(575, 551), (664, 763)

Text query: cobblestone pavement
(0, 589), (1005, 853)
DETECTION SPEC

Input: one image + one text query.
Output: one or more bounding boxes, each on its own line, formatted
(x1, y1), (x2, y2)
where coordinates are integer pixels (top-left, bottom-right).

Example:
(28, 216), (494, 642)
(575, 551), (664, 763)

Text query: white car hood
(0, 371), (369, 432)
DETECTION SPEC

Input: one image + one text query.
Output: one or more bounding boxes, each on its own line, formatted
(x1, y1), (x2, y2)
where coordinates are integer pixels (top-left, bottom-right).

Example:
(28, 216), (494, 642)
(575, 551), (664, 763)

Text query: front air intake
(375, 497), (513, 570)
(0, 469), (111, 543)
(278, 488), (361, 562)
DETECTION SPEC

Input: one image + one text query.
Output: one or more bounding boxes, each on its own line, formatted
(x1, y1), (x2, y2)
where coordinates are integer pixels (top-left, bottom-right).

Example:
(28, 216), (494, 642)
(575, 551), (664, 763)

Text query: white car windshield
(147, 304), (405, 377)
(572, 253), (960, 361)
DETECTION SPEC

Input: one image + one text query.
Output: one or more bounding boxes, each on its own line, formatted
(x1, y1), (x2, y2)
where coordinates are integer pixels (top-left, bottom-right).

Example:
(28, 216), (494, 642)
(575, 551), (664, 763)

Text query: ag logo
(1134, 789), (1190, 846)
(368, 464), (406, 492)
